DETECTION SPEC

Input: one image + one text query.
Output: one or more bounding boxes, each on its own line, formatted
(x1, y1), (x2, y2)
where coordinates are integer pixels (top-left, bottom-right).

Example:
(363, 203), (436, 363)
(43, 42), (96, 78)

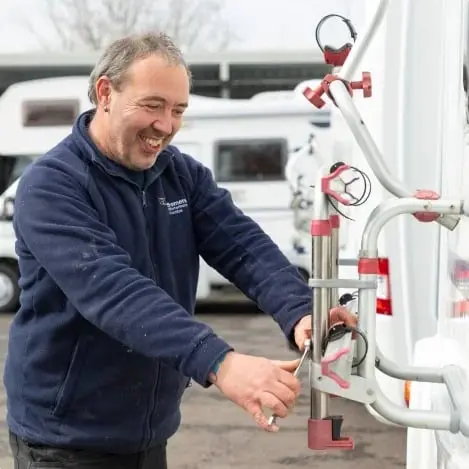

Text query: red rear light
(376, 257), (392, 315)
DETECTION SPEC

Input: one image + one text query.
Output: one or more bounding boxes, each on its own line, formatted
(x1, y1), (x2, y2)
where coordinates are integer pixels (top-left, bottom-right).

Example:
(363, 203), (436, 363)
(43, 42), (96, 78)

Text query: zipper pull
(141, 190), (147, 207)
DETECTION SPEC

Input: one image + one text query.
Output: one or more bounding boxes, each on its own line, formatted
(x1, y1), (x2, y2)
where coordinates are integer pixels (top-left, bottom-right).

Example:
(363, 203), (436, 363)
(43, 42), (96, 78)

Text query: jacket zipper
(91, 159), (162, 450)
(141, 188), (160, 450)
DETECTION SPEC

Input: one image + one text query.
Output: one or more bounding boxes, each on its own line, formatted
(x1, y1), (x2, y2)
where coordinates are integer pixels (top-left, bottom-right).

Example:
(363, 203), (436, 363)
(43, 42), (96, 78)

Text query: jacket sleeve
(13, 161), (233, 387)
(188, 157), (312, 343)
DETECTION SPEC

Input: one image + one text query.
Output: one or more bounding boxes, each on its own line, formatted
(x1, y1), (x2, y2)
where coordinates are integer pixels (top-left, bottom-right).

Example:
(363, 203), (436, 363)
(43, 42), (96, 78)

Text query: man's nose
(152, 113), (173, 136)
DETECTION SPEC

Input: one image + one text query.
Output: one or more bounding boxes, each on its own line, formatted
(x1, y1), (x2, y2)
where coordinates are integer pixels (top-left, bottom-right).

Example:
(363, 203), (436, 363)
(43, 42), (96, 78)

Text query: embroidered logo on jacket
(158, 197), (188, 215)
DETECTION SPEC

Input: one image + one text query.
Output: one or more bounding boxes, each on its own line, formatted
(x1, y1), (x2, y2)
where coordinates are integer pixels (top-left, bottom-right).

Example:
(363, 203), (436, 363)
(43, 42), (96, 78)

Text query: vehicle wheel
(0, 263), (19, 313)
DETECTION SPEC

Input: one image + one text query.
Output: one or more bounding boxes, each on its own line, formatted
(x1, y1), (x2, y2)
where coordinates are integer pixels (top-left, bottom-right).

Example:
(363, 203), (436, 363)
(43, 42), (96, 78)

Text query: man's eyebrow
(144, 96), (188, 108)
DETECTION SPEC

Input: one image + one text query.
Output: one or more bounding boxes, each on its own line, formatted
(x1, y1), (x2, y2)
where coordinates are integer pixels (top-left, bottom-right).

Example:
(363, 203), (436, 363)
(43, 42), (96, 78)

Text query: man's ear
(95, 76), (113, 111)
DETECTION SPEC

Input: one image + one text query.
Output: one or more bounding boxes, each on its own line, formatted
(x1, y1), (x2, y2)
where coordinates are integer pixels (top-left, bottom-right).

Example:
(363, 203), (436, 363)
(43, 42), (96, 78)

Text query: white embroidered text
(160, 198), (188, 215)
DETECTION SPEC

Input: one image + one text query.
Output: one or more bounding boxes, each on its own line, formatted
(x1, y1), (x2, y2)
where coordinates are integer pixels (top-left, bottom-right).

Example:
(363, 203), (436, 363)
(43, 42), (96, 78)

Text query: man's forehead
(124, 55), (190, 99)
(127, 54), (188, 79)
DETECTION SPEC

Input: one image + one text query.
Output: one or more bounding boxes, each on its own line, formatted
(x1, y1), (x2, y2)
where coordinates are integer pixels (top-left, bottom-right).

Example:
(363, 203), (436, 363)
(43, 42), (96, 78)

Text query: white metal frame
(293, 0), (469, 451)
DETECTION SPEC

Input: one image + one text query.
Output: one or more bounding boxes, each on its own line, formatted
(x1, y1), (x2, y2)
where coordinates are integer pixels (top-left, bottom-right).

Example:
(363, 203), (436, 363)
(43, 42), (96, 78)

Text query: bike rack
(291, 0), (469, 451)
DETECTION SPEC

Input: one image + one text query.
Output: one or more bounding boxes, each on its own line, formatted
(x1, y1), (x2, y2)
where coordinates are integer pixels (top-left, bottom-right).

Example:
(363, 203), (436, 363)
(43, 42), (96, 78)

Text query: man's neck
(88, 112), (115, 162)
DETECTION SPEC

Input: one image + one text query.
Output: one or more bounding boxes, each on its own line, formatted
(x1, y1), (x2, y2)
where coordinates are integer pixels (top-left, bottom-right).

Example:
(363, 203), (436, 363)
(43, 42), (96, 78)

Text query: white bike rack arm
(357, 198), (466, 434)
(328, 79), (460, 230)
(338, 0), (391, 82)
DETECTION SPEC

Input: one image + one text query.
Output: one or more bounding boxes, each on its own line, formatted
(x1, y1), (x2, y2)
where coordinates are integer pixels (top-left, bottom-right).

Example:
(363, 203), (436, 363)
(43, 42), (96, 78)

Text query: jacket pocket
(50, 335), (91, 417)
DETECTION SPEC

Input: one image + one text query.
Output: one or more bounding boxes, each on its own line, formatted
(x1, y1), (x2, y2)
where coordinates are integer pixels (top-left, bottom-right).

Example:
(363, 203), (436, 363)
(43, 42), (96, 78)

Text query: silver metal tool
(268, 339), (312, 427)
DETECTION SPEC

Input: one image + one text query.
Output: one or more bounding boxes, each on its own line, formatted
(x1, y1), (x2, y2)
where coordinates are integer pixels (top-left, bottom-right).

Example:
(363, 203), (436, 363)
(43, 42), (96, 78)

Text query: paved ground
(0, 307), (407, 469)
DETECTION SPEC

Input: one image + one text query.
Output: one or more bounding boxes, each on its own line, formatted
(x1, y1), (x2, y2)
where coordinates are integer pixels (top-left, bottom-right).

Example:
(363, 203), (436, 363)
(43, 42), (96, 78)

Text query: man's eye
(145, 104), (162, 111)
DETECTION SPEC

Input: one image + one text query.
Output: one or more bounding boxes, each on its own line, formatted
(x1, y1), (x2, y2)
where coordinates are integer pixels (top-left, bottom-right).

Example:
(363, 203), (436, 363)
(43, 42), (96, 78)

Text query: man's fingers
(270, 358), (300, 372)
(260, 392), (289, 419)
(246, 391), (292, 432)
(295, 330), (311, 350)
(330, 306), (358, 327)
(275, 368), (301, 396)
(245, 402), (276, 432)
(270, 381), (299, 409)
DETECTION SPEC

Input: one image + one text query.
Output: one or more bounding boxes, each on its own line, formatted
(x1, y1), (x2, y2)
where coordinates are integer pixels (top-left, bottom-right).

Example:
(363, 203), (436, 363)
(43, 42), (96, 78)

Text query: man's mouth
(140, 135), (164, 153)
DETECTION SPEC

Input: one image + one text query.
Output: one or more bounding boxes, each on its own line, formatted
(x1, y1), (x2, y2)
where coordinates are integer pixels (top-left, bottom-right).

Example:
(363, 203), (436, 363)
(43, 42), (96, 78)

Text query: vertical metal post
(307, 167), (355, 450)
(330, 213), (340, 307)
(309, 173), (333, 420)
(310, 233), (331, 418)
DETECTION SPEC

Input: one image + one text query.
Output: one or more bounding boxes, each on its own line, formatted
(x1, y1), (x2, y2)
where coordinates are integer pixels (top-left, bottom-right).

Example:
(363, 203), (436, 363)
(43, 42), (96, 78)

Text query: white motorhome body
(403, 1), (469, 468)
(0, 76), (330, 311)
(351, 1), (469, 467)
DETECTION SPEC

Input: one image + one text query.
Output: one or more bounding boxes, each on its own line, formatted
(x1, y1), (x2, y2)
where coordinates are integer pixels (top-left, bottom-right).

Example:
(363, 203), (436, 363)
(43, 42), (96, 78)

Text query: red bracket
(315, 14), (357, 67)
(324, 44), (353, 67)
(308, 417), (354, 450)
(413, 189), (440, 222)
(303, 72), (373, 109)
(351, 72), (372, 98)
(303, 74), (352, 109)
(321, 163), (351, 205)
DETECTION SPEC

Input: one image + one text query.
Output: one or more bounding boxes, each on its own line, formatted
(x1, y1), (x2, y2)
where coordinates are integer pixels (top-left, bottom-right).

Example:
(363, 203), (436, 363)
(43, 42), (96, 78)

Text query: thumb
(270, 358), (301, 373)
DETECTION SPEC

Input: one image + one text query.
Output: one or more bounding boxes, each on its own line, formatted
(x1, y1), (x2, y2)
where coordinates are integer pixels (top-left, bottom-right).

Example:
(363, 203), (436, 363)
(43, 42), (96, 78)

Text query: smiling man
(87, 50), (189, 170)
(4, 32), (355, 469)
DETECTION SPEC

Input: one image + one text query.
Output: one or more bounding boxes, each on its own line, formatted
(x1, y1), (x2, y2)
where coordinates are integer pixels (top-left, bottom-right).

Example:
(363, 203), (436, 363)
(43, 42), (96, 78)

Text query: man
(4, 32), (355, 469)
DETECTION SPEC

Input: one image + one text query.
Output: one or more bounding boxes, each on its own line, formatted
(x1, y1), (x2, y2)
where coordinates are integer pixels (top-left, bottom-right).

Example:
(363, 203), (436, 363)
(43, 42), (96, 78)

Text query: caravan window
(214, 138), (287, 182)
(22, 99), (79, 127)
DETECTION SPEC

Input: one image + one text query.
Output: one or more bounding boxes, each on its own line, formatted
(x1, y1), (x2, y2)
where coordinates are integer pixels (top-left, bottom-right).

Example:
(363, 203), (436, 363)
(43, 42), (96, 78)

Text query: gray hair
(88, 32), (192, 105)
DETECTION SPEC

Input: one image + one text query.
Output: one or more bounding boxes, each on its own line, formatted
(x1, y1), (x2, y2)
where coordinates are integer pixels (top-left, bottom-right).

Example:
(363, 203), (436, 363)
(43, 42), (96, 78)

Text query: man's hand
(209, 351), (301, 432)
(293, 306), (358, 351)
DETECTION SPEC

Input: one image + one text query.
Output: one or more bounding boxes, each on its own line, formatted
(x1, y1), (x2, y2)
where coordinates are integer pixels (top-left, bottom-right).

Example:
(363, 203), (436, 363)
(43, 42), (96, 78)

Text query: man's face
(105, 54), (190, 170)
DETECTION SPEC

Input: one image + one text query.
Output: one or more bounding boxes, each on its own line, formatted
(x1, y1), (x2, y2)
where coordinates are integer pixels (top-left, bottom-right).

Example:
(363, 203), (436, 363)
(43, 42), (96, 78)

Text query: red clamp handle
(350, 72), (373, 98)
(324, 44), (353, 67)
(315, 14), (357, 67)
(321, 163), (351, 205)
(413, 189), (440, 222)
(303, 74), (352, 108)
(303, 73), (372, 109)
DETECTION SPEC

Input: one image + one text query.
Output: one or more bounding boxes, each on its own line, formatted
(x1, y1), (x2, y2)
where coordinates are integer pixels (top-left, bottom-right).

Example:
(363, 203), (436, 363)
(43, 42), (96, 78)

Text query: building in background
(0, 49), (330, 99)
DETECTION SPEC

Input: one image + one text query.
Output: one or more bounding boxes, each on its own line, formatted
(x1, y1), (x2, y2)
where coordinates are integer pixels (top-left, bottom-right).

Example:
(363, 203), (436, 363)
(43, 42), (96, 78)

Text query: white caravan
(286, 0), (469, 466)
(0, 75), (330, 311)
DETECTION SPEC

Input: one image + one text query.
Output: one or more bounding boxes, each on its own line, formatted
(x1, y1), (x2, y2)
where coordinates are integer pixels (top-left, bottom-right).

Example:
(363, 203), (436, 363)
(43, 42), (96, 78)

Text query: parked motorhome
(0, 75), (330, 311)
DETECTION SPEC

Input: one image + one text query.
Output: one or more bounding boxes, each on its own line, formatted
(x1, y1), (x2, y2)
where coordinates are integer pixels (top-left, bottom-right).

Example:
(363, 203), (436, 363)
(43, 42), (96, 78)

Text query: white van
(0, 76), (330, 311)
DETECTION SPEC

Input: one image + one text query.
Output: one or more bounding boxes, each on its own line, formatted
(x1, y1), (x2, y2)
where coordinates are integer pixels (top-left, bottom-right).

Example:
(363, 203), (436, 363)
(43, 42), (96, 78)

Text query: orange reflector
(404, 381), (411, 407)
(452, 300), (469, 317)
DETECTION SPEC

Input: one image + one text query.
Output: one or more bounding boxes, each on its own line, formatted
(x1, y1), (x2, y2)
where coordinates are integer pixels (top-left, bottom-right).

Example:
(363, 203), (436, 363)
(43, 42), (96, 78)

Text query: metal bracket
(311, 365), (376, 404)
(308, 278), (376, 289)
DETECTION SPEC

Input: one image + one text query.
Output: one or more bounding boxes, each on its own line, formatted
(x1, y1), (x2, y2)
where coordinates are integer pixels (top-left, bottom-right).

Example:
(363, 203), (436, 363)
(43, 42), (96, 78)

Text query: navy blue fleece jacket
(3, 109), (312, 453)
